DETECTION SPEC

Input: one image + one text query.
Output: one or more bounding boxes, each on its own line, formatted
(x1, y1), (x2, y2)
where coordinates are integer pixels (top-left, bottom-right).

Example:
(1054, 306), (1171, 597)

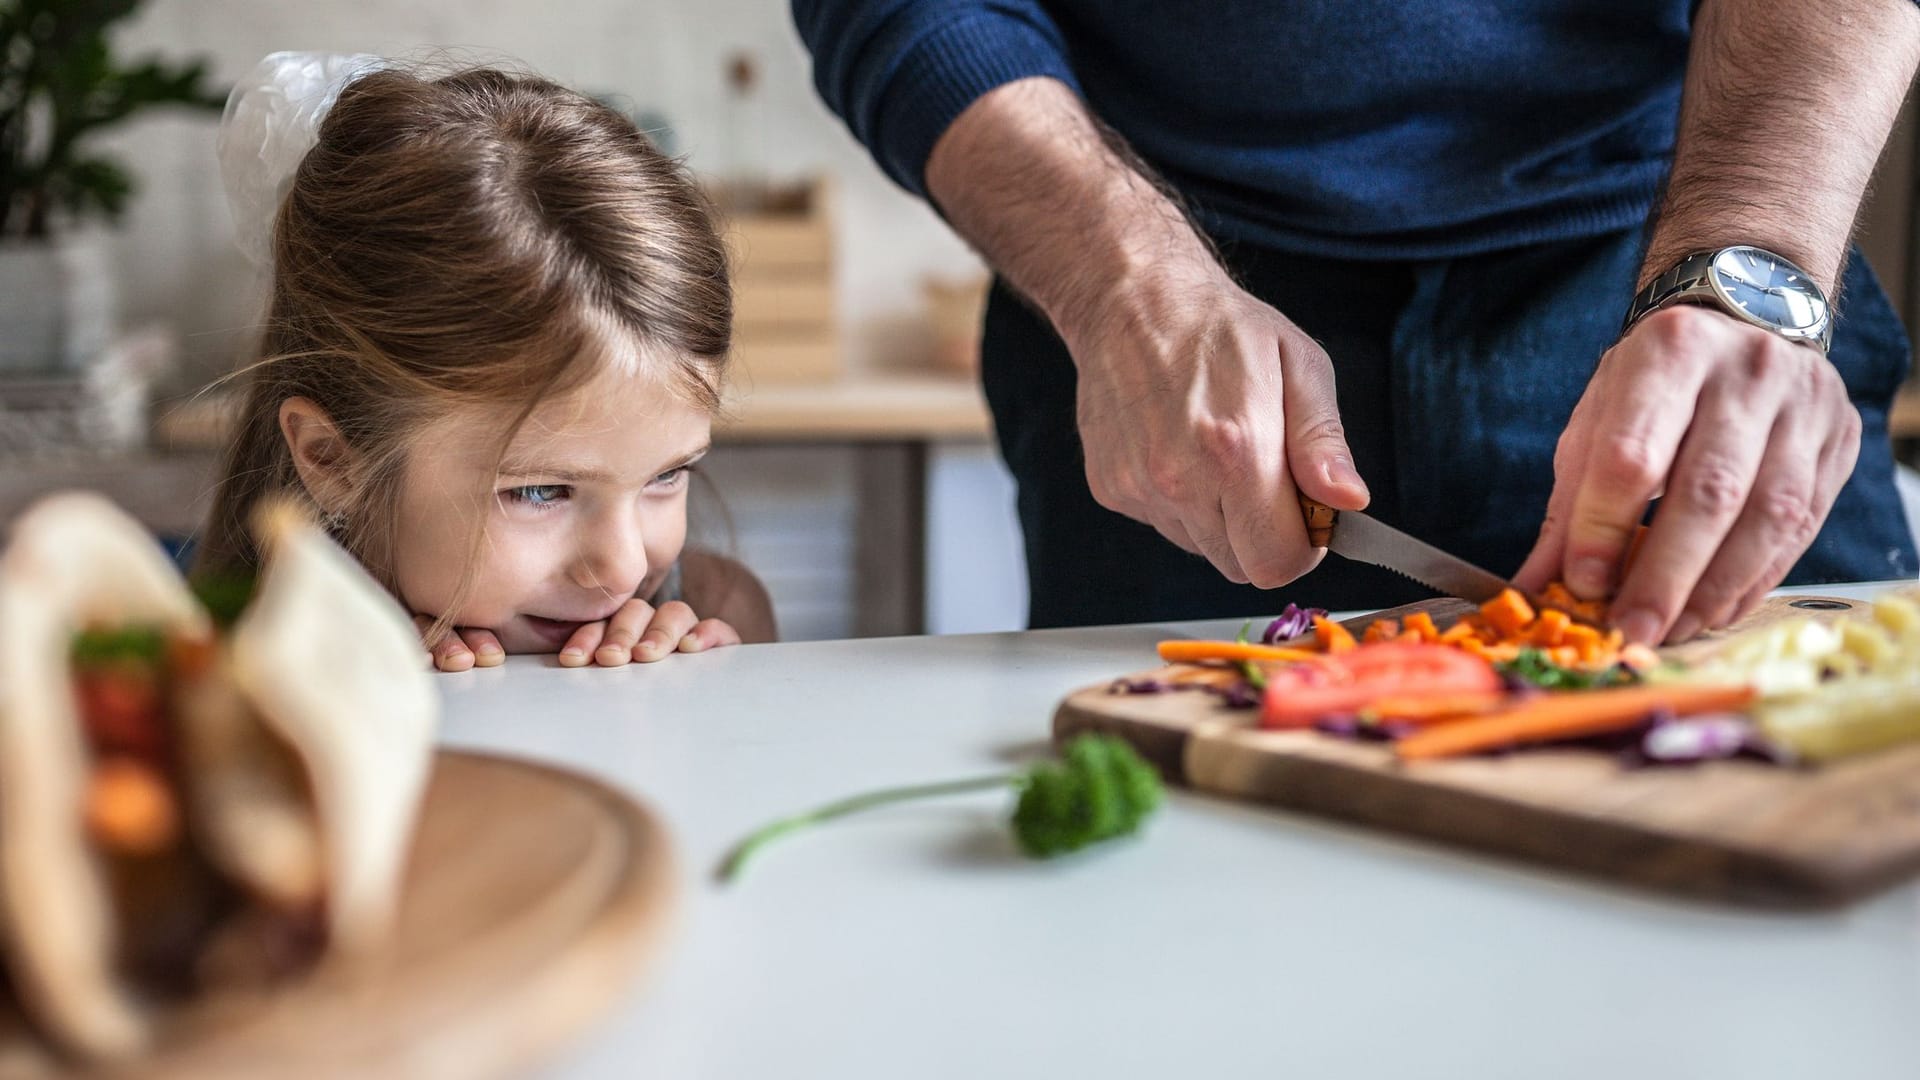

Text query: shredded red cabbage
(1623, 712), (1794, 768)
(1109, 677), (1260, 710)
(1262, 603), (1327, 644)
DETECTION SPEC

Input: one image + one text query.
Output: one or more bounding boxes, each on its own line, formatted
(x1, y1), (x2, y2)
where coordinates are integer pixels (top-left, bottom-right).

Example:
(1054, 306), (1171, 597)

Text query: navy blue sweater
(792, 1), (1695, 259)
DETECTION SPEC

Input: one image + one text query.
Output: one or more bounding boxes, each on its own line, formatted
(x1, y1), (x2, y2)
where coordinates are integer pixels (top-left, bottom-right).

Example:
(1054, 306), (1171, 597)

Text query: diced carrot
(1530, 609), (1571, 648)
(1540, 581), (1609, 625)
(1402, 611), (1440, 643)
(1479, 589), (1536, 636)
(1561, 623), (1601, 651)
(1482, 643), (1525, 664)
(1438, 621), (1479, 646)
(1157, 640), (1323, 665)
(1364, 691), (1513, 725)
(1313, 616), (1357, 654)
(1362, 618), (1400, 644)
(1394, 684), (1756, 761)
(1549, 645), (1582, 668)
(85, 758), (179, 855)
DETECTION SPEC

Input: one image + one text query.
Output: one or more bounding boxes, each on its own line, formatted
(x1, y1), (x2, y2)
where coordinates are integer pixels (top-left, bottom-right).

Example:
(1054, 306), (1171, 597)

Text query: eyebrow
(496, 443), (710, 485)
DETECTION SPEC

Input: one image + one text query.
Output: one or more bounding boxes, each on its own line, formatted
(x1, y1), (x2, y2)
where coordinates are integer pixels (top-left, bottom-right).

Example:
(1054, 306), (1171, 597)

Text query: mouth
(516, 616), (578, 649)
(519, 605), (625, 647)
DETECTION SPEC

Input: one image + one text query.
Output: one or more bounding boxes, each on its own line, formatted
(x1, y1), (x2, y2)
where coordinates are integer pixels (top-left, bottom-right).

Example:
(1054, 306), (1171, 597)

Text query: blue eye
(504, 484), (570, 509)
(650, 466), (691, 490)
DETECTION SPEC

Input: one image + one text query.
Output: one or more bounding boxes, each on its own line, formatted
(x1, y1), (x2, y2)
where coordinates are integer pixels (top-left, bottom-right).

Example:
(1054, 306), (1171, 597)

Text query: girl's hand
(413, 616), (507, 673)
(557, 598), (742, 668)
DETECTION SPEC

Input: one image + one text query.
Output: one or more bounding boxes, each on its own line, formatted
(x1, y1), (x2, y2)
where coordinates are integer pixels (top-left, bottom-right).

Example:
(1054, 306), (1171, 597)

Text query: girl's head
(199, 66), (731, 652)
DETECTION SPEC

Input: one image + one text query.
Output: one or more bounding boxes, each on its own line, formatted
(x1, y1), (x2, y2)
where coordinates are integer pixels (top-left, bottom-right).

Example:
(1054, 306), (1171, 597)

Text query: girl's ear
(279, 397), (357, 514)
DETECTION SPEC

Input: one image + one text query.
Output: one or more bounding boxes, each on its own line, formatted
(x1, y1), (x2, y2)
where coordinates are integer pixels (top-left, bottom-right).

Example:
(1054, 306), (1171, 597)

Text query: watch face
(1709, 246), (1825, 331)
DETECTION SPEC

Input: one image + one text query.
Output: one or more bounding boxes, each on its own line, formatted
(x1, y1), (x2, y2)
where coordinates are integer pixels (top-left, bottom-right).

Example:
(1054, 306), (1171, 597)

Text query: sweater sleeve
(791, 0), (1082, 198)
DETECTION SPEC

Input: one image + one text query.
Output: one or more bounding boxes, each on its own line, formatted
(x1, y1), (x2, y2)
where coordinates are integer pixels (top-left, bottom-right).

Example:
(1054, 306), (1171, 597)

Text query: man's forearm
(1642, 0), (1920, 293)
(924, 76), (1218, 340)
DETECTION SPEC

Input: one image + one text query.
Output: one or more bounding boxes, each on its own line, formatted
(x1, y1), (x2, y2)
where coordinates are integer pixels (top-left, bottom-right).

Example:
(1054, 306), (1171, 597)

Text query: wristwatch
(1622, 245), (1832, 355)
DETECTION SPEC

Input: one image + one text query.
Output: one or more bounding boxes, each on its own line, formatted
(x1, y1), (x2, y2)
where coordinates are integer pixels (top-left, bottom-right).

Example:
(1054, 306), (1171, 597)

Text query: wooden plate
(0, 750), (677, 1078)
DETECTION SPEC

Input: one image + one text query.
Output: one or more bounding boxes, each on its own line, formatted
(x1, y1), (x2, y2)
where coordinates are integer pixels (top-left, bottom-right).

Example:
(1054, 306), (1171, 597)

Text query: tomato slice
(1261, 642), (1503, 729)
(74, 665), (168, 761)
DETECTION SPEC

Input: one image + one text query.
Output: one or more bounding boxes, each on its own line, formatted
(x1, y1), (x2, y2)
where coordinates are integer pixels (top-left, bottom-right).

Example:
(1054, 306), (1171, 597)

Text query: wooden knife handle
(1298, 494), (1336, 549)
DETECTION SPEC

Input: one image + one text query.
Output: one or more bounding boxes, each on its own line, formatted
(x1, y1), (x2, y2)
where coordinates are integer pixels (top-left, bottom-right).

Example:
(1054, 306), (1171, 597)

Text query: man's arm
(791, 0), (1080, 198)
(1641, 0), (1920, 291)
(922, 77), (1370, 586)
(793, 0), (1371, 586)
(1517, 0), (1920, 644)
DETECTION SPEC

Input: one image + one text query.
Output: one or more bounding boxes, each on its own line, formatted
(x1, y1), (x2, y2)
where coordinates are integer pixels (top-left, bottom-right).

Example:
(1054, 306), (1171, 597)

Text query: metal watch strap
(1622, 247), (1833, 355)
(1622, 250), (1718, 337)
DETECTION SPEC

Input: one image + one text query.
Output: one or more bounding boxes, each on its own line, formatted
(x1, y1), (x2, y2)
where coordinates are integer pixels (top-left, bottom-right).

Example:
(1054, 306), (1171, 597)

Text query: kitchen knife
(1297, 495), (1516, 607)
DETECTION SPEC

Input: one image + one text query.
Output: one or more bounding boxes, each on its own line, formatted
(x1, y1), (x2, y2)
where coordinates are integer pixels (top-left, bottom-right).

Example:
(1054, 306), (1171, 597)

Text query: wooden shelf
(716, 371), (990, 442)
(152, 369), (992, 451)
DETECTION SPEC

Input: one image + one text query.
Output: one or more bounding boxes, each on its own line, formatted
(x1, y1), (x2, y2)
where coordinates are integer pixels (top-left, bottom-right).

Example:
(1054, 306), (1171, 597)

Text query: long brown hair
(195, 67), (731, 626)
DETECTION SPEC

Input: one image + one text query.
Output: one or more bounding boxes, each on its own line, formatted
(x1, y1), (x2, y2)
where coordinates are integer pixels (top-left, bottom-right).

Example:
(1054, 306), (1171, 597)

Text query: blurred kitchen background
(0, 0), (1014, 641)
(2, 1), (1918, 640)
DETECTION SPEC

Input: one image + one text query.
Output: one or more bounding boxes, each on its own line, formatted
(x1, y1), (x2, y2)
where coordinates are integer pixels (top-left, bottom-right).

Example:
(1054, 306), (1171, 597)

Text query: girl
(196, 59), (775, 671)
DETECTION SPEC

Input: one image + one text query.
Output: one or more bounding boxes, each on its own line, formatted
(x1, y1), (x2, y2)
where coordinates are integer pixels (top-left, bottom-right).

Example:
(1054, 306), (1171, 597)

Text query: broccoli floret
(1012, 734), (1162, 857)
(719, 734), (1163, 883)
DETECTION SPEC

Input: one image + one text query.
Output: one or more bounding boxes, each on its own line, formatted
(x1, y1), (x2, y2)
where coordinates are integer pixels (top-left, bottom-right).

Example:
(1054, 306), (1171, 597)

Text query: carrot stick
(1157, 640), (1323, 665)
(1394, 684), (1756, 761)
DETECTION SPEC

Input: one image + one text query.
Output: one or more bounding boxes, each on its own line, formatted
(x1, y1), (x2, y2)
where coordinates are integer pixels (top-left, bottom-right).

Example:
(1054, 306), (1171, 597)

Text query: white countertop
(435, 582), (1920, 1080)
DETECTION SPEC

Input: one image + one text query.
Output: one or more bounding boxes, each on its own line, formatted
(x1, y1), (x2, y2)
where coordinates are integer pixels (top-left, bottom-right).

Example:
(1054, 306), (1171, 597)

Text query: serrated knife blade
(1298, 496), (1512, 605)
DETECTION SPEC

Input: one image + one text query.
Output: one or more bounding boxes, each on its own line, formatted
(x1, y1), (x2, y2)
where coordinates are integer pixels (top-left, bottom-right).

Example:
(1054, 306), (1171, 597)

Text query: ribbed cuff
(871, 9), (1081, 198)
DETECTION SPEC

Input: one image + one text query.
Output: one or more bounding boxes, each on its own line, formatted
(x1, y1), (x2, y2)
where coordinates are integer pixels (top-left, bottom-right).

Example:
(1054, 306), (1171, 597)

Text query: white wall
(106, 0), (985, 386)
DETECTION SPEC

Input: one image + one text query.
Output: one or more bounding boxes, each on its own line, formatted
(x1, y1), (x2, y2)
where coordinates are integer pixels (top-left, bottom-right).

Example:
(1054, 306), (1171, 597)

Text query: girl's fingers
(678, 617), (742, 653)
(559, 620), (606, 668)
(459, 627), (506, 667)
(413, 614), (474, 672)
(594, 599), (657, 667)
(432, 630), (475, 672)
(634, 601), (699, 663)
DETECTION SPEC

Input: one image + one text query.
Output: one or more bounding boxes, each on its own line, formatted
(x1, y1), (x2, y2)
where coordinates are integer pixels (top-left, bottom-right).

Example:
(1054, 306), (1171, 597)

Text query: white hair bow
(216, 52), (390, 269)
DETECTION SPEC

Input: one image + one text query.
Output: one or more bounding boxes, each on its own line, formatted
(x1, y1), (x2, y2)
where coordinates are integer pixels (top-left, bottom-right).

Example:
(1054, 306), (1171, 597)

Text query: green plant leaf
(2, 0), (222, 236)
(49, 154), (132, 221)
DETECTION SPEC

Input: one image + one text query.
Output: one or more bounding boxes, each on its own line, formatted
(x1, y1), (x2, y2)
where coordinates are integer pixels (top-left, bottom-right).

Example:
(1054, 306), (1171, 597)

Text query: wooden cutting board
(0, 750), (677, 1079)
(1054, 595), (1920, 910)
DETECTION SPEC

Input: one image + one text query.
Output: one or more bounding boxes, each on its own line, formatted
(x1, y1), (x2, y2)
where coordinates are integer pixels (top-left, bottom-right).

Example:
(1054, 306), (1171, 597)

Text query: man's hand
(926, 77), (1367, 587)
(1512, 0), (1919, 645)
(1063, 260), (1369, 586)
(1515, 305), (1860, 645)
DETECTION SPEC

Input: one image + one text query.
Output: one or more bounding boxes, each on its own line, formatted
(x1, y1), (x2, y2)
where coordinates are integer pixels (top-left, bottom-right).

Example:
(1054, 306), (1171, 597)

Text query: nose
(569, 506), (649, 598)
